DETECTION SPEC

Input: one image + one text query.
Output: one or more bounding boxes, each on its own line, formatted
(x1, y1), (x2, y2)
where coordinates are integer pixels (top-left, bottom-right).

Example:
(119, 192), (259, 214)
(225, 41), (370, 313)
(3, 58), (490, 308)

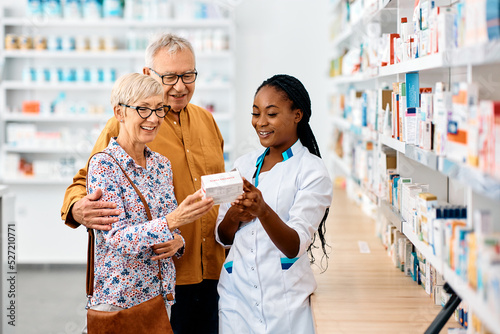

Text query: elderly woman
(84, 73), (213, 327)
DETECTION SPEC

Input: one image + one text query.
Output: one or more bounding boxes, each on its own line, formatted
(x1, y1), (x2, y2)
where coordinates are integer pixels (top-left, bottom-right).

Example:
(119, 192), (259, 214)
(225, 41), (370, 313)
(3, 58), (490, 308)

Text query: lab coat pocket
(281, 254), (307, 290)
(200, 138), (225, 175)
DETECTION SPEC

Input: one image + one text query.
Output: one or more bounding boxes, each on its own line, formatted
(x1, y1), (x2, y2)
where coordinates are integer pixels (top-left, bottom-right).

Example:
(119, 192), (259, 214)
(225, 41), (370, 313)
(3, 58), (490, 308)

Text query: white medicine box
(201, 171), (243, 205)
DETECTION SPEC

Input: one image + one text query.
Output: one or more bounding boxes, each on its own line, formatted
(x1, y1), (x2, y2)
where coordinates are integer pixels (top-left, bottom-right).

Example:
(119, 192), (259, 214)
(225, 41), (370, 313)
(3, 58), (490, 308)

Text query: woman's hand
(234, 178), (270, 219)
(166, 189), (214, 230)
(151, 234), (184, 261)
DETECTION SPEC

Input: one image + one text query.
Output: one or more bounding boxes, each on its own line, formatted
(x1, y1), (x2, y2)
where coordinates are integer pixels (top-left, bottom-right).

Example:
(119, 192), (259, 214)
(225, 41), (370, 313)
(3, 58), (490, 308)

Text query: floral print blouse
(87, 137), (182, 308)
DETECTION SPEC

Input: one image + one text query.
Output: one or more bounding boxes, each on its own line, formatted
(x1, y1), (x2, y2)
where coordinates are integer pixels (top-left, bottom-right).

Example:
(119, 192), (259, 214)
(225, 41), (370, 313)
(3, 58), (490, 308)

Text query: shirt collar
(108, 137), (152, 169)
(255, 139), (301, 167)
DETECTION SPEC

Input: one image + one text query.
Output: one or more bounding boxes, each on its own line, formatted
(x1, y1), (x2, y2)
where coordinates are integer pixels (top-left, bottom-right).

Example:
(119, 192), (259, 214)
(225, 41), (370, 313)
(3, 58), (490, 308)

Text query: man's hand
(151, 234), (184, 261)
(71, 188), (120, 231)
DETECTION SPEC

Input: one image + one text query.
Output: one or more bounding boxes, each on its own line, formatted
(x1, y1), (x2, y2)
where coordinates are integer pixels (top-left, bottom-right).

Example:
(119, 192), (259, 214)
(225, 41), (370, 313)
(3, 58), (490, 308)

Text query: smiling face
(252, 85), (303, 153)
(115, 94), (164, 147)
(144, 48), (196, 113)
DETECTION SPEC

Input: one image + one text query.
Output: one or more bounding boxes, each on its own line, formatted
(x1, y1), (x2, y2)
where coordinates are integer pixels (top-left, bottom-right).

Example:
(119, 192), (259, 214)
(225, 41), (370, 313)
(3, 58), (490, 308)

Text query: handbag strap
(86, 152), (163, 301)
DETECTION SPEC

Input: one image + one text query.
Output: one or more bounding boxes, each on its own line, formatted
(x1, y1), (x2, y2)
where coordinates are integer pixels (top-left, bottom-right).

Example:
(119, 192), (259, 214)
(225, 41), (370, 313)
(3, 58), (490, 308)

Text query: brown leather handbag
(86, 152), (174, 334)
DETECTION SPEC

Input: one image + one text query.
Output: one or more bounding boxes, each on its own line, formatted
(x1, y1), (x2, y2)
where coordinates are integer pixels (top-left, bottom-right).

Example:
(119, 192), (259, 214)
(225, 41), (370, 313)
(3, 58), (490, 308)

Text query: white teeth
(259, 131), (271, 135)
(141, 126), (154, 130)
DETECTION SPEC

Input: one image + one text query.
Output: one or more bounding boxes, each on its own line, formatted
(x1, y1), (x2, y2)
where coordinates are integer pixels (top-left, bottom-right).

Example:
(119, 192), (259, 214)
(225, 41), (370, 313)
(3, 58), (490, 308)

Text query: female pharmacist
(216, 74), (333, 333)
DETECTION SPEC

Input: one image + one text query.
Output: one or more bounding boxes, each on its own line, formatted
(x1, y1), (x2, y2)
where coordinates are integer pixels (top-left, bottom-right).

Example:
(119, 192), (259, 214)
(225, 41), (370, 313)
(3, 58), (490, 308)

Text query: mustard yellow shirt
(61, 103), (226, 284)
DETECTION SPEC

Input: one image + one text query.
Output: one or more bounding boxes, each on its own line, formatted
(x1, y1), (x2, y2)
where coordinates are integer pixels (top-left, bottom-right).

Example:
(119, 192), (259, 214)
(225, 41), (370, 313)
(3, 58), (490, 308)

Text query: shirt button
(250, 249), (254, 253)
(186, 149), (190, 153)
(251, 267), (254, 270)
(251, 231), (254, 235)
(203, 238), (206, 242)
(254, 285), (257, 288)
(173, 121), (177, 125)
(194, 178), (198, 181)
(255, 302), (259, 306)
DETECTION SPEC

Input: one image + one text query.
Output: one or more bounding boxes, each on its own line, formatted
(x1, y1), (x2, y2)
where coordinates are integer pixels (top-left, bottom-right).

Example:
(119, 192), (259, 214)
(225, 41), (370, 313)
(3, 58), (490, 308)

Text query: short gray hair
(145, 32), (195, 69)
(110, 73), (163, 107)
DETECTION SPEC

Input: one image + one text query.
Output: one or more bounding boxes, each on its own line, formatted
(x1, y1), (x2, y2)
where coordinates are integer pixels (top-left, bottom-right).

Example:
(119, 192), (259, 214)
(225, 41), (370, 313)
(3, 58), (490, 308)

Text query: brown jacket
(61, 103), (226, 284)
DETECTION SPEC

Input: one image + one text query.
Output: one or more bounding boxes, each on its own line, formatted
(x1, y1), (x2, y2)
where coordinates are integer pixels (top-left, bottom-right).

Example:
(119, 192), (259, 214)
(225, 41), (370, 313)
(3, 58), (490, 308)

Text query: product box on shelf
(464, 0), (489, 46)
(433, 82), (452, 156)
(391, 82), (400, 140)
(396, 177), (412, 212)
(486, 0), (500, 40)
(447, 82), (479, 163)
(445, 217), (467, 269)
(437, 8), (456, 52)
(404, 239), (413, 276)
(478, 101), (498, 173)
(377, 89), (393, 134)
(417, 192), (437, 243)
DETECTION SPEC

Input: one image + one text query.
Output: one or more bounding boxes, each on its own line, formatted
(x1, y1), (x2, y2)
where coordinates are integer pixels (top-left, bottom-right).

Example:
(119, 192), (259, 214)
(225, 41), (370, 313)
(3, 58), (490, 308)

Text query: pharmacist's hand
(166, 189), (214, 230)
(226, 202), (255, 224)
(234, 178), (269, 219)
(151, 234), (184, 261)
(71, 188), (120, 231)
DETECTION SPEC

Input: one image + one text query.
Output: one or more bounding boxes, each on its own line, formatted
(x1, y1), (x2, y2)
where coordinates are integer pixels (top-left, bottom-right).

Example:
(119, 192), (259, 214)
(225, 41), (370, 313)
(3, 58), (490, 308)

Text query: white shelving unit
(0, 2), (236, 265)
(327, 0), (500, 332)
(0, 6), (236, 185)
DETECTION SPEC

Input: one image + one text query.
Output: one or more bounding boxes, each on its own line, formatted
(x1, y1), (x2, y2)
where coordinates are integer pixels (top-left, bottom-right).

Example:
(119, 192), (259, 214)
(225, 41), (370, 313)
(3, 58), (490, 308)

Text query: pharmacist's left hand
(234, 178), (269, 219)
(151, 234), (184, 260)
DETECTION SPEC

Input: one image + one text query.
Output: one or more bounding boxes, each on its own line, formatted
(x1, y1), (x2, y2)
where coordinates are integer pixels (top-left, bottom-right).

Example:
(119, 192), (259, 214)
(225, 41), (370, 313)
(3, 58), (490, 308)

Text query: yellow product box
(201, 171), (243, 205)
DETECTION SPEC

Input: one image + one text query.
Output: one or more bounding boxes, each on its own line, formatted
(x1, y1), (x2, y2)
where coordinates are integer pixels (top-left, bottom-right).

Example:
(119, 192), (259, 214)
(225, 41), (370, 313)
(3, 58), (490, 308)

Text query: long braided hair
(255, 74), (330, 270)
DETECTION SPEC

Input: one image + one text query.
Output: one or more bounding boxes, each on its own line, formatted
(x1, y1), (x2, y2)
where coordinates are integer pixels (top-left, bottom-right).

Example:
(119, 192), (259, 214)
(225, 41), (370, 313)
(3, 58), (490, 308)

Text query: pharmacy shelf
(401, 221), (442, 273)
(404, 145), (438, 171)
(331, 116), (351, 131)
(1, 113), (109, 122)
(328, 69), (379, 85)
(332, 153), (351, 176)
(1, 17), (232, 28)
(380, 200), (404, 232)
(331, 116), (378, 141)
(212, 113), (233, 122)
(1, 81), (232, 90)
(3, 146), (91, 154)
(2, 50), (232, 60)
(443, 266), (500, 334)
(2, 81), (114, 90)
(329, 0), (396, 50)
(331, 41), (500, 84)
(438, 157), (500, 201)
(401, 220), (500, 334)
(379, 134), (405, 154)
(328, 0), (343, 11)
(0, 185), (8, 195)
(378, 53), (445, 77)
(448, 40), (500, 67)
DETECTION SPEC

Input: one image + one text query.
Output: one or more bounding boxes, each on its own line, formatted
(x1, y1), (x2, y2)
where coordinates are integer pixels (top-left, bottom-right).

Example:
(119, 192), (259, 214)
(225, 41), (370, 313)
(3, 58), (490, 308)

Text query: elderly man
(61, 33), (225, 334)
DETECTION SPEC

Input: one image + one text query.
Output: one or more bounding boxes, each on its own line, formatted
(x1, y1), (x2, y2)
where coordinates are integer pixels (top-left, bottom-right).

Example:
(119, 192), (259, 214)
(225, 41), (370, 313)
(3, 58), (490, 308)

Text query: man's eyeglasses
(149, 68), (198, 86)
(119, 103), (171, 119)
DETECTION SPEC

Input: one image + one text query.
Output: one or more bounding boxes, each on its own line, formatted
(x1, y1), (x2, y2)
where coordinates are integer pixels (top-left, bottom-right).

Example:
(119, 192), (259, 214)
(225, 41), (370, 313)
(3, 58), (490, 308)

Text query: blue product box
(405, 72), (420, 109)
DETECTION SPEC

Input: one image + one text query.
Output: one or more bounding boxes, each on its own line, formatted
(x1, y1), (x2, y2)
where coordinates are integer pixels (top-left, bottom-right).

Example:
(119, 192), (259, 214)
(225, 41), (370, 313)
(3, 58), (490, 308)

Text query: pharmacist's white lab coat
(216, 141), (333, 334)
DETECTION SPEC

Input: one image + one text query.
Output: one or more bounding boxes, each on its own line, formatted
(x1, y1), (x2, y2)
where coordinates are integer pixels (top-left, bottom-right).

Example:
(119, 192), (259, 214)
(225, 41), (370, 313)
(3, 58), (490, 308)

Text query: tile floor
(18, 264), (87, 334)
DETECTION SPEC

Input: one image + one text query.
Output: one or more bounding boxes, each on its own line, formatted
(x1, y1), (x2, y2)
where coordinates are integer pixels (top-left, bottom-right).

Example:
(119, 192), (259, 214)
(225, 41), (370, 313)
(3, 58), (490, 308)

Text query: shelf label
(358, 241), (371, 253)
